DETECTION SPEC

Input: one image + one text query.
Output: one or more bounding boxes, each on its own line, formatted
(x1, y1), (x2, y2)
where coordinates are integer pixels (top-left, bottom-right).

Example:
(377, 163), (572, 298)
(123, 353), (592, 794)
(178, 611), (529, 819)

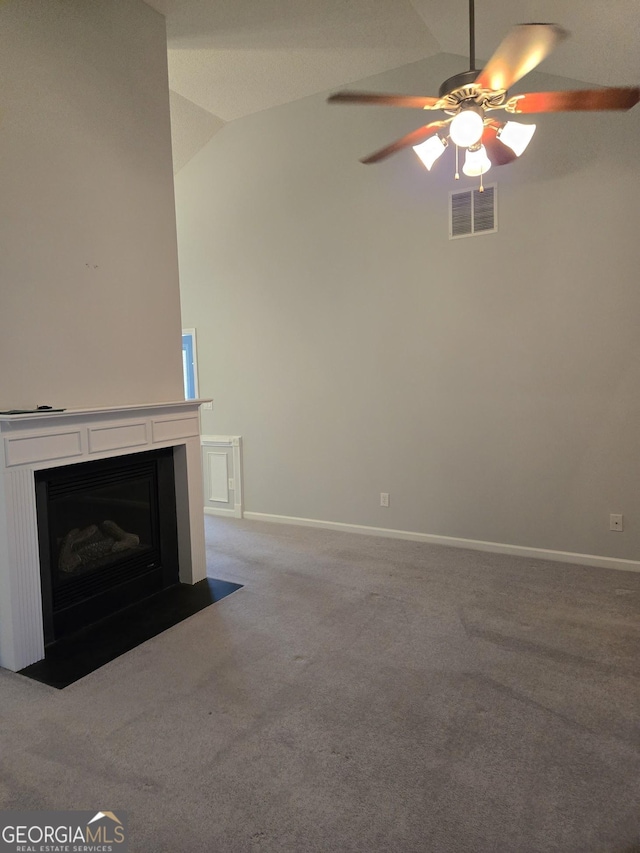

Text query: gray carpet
(1, 516), (639, 852)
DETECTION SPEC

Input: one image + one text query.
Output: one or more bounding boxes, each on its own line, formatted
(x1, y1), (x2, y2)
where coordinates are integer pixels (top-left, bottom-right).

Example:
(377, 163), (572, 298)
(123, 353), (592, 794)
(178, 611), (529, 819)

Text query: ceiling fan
(327, 0), (639, 186)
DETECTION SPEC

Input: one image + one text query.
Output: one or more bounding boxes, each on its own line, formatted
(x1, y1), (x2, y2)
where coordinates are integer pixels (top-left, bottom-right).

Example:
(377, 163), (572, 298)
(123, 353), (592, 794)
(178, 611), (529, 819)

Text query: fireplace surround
(0, 401), (208, 671)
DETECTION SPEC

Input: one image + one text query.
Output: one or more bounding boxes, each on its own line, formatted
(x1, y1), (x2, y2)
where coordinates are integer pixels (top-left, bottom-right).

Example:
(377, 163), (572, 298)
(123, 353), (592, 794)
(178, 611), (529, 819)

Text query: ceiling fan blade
(327, 91), (441, 110)
(360, 122), (447, 164)
(506, 86), (640, 114)
(474, 24), (568, 92)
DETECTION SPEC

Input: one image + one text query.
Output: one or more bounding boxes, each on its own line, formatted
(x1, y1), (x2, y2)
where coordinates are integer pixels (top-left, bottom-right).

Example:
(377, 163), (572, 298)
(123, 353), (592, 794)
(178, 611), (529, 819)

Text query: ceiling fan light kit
(327, 0), (639, 189)
(496, 120), (536, 156)
(413, 135), (448, 170)
(462, 143), (492, 178)
(449, 106), (485, 147)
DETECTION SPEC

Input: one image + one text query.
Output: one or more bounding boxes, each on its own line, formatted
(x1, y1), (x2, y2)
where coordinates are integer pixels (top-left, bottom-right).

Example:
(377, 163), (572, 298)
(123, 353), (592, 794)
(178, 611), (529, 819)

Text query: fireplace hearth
(35, 448), (179, 643)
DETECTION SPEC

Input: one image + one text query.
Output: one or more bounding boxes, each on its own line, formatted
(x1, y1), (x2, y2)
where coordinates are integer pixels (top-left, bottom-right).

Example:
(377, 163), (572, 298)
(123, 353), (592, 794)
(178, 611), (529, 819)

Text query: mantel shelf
(0, 399), (212, 425)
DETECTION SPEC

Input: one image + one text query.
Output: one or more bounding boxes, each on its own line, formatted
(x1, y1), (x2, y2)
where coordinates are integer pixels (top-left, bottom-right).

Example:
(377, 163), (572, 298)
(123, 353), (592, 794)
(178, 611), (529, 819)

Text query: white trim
(151, 415), (200, 443)
(0, 399), (213, 424)
(205, 506), (243, 519)
(201, 435), (238, 446)
(207, 452), (229, 503)
(242, 512), (640, 574)
(88, 421), (149, 454)
(201, 435), (243, 517)
(231, 438), (242, 515)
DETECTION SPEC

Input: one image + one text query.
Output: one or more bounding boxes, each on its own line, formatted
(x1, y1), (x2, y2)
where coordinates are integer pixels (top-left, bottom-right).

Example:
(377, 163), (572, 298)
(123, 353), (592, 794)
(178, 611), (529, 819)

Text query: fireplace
(0, 401), (208, 671)
(35, 448), (179, 644)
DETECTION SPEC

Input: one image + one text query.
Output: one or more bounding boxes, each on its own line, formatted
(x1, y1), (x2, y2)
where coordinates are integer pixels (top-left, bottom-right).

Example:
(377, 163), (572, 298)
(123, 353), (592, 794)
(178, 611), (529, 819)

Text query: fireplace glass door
(35, 448), (179, 643)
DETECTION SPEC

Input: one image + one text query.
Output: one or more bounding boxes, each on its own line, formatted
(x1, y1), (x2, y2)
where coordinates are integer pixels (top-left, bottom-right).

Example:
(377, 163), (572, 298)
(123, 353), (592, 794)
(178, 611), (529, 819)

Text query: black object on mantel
(0, 406), (66, 414)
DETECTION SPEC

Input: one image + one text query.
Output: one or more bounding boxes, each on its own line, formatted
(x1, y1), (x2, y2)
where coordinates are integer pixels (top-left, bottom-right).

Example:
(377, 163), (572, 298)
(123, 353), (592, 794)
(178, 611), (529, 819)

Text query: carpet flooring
(1, 516), (640, 852)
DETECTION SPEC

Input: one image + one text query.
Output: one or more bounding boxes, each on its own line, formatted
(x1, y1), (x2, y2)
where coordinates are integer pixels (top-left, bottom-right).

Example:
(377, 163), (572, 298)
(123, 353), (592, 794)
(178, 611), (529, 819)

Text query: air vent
(449, 184), (497, 239)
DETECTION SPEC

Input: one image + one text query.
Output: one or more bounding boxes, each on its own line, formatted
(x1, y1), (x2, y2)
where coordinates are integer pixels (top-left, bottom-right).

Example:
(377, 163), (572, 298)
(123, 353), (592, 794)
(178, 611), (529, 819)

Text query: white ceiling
(143, 0), (640, 171)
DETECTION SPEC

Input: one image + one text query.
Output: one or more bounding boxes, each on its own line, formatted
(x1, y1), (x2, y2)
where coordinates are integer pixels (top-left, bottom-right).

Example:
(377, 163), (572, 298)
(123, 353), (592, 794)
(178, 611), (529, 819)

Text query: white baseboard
(205, 505), (243, 519)
(241, 511), (640, 574)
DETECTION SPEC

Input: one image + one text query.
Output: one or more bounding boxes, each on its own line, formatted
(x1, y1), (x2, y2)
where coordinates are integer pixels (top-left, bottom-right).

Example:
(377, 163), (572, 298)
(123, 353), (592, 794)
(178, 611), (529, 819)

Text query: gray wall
(176, 54), (640, 561)
(0, 0), (184, 410)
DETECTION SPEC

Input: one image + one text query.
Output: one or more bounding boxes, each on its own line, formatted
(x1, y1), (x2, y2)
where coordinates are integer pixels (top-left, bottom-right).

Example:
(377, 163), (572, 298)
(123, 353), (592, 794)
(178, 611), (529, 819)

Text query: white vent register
(449, 184), (497, 238)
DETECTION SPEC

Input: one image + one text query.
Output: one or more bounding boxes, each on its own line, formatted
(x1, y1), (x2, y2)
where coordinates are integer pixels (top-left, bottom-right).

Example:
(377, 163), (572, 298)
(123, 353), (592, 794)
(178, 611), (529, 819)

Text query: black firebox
(35, 447), (179, 644)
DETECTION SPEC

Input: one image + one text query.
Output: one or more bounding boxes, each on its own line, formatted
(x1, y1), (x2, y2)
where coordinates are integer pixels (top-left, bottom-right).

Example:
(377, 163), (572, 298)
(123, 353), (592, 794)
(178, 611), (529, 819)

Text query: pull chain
(455, 145), (460, 180)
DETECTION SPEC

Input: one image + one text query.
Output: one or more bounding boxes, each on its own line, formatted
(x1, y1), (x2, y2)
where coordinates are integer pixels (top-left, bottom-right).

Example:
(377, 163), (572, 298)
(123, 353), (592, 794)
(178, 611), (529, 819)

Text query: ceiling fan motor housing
(439, 69), (482, 98)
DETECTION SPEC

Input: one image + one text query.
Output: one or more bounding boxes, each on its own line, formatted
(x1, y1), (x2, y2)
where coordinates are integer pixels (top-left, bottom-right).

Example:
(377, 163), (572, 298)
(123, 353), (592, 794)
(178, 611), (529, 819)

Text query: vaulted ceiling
(143, 0), (640, 172)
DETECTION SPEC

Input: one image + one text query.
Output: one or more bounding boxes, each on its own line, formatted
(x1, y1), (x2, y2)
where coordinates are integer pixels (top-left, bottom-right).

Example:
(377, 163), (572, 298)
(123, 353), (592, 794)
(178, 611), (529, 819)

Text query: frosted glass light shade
(497, 121), (537, 156)
(449, 109), (484, 147)
(462, 144), (492, 176)
(413, 135), (447, 170)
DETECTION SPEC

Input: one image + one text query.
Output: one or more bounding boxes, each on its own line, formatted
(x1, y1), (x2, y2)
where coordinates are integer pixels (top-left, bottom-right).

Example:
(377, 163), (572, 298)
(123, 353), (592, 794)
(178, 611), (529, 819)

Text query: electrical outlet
(201, 401), (213, 410)
(610, 513), (624, 532)
(380, 492), (389, 507)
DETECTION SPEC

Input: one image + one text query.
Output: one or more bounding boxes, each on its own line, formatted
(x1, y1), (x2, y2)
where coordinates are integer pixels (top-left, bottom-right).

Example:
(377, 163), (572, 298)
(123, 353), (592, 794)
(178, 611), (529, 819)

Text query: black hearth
(35, 448), (179, 644)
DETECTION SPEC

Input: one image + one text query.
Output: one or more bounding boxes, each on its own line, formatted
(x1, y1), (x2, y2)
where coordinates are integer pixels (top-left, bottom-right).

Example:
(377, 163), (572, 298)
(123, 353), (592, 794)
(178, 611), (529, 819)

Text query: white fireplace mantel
(0, 400), (210, 672)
